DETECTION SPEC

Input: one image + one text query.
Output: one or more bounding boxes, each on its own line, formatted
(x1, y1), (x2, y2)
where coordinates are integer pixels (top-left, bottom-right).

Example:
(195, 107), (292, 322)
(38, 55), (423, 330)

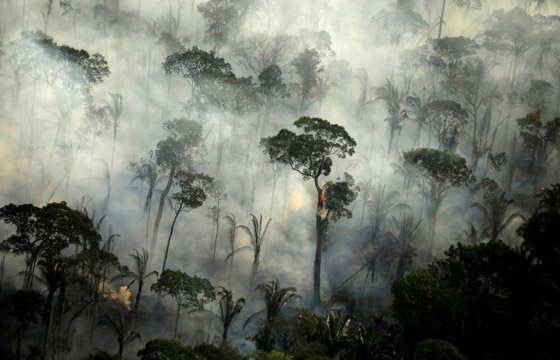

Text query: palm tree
(353, 179), (374, 228)
(100, 93), (123, 172)
(315, 310), (354, 358)
(226, 214), (271, 291)
(471, 192), (525, 241)
(315, 75), (337, 112)
(389, 213), (422, 279)
(56, 142), (80, 199)
(535, 183), (560, 213)
(347, 321), (396, 359)
(374, 80), (407, 156)
(130, 162), (166, 242)
(216, 286), (245, 341)
(223, 214), (239, 275)
(245, 278), (302, 328)
(97, 307), (141, 356)
(113, 248), (158, 312)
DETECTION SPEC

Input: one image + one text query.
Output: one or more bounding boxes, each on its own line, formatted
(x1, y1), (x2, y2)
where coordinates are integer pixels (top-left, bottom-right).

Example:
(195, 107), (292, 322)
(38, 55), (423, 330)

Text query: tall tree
(403, 148), (475, 256)
(151, 269), (215, 339)
(292, 49), (323, 115)
(100, 93), (123, 172)
(150, 118), (204, 258)
(216, 286), (245, 341)
(261, 117), (358, 308)
(197, 0), (239, 52)
(161, 171), (213, 273)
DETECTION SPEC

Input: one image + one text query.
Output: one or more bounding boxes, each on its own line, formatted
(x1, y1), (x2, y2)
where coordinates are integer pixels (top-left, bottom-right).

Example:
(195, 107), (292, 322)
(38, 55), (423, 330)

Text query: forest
(0, 0), (559, 359)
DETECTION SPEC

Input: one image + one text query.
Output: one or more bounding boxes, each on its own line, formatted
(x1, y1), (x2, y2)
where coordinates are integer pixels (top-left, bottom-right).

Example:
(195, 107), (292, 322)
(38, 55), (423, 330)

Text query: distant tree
(516, 112), (560, 190)
(245, 278), (301, 327)
(137, 338), (194, 360)
(198, 0), (239, 52)
(150, 118), (204, 258)
(291, 49), (323, 115)
(258, 64), (289, 135)
(100, 93), (124, 171)
(162, 171), (213, 273)
(223, 214), (239, 275)
(8, 289), (47, 359)
(470, 192), (525, 241)
(374, 80), (407, 155)
(226, 214), (271, 291)
(437, 0), (482, 39)
(429, 36), (478, 88)
(113, 248), (158, 312)
(205, 181), (226, 264)
(261, 117), (358, 308)
(97, 308), (141, 356)
(390, 213), (422, 279)
(151, 269), (215, 339)
(520, 80), (554, 112)
(216, 286), (245, 340)
(233, 33), (295, 77)
(427, 100), (468, 151)
(403, 149), (475, 256)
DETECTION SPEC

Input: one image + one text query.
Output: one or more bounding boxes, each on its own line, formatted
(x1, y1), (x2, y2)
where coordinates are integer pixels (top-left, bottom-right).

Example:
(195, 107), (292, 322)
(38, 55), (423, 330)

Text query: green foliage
(259, 65), (288, 98)
(414, 339), (466, 360)
(154, 118), (204, 172)
(172, 172), (214, 213)
(518, 210), (560, 265)
(137, 339), (194, 360)
(192, 342), (244, 360)
(250, 350), (294, 360)
(151, 269), (215, 312)
(535, 183), (560, 213)
(82, 350), (127, 360)
(517, 112), (560, 168)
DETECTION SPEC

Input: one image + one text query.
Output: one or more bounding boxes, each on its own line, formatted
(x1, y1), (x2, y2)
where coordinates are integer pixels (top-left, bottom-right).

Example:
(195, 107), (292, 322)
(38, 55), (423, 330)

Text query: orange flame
(320, 180), (326, 205)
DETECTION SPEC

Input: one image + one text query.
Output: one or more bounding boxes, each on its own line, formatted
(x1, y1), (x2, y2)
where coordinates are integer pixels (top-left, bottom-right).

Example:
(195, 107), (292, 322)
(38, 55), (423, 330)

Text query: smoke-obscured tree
(163, 46), (233, 102)
(427, 100), (468, 151)
(227, 214), (270, 291)
(372, 0), (427, 78)
(216, 286), (245, 341)
(100, 93), (123, 171)
(223, 214), (239, 276)
(346, 321), (396, 360)
(245, 278), (301, 328)
(205, 181), (226, 264)
(403, 148), (475, 256)
(162, 171), (214, 273)
(445, 58), (502, 172)
(8, 289), (47, 359)
(429, 36), (478, 89)
(520, 79), (554, 113)
(97, 308), (141, 356)
(233, 33), (295, 77)
(197, 0), (239, 52)
(405, 95), (430, 147)
(12, 31), (110, 147)
(535, 183), (560, 213)
(470, 191), (525, 241)
(314, 310), (353, 358)
(261, 116), (358, 308)
(390, 213), (422, 280)
(112, 248), (158, 312)
(150, 118), (203, 258)
(375, 80), (407, 156)
(151, 269), (215, 339)
(516, 112), (560, 190)
(258, 64), (288, 136)
(56, 142), (80, 199)
(80, 105), (110, 187)
(0, 202), (99, 289)
(484, 7), (536, 87)
(291, 49), (323, 115)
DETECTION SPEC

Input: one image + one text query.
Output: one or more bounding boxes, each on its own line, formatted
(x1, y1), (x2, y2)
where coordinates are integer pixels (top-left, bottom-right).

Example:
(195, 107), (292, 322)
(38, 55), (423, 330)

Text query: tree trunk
(118, 342), (123, 356)
(135, 281), (143, 312)
(162, 210), (181, 274)
(437, 0), (447, 39)
(174, 307), (180, 339)
(311, 189), (327, 309)
(151, 166), (176, 257)
(212, 201), (220, 263)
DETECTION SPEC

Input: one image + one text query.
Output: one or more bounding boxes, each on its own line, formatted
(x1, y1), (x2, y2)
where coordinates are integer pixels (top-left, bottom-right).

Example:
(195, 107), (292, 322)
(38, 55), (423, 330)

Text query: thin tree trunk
(212, 206), (220, 263)
(162, 210), (180, 273)
(151, 166), (176, 257)
(135, 281), (143, 312)
(174, 307), (180, 339)
(311, 182), (327, 309)
(437, 0), (447, 39)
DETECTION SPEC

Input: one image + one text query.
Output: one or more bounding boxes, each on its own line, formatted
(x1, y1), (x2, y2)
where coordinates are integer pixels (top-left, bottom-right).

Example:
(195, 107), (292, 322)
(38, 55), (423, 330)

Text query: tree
(100, 93), (124, 171)
(163, 46), (233, 102)
(113, 248), (158, 312)
(258, 64), (289, 136)
(403, 149), (475, 256)
(8, 289), (47, 359)
(223, 214), (239, 275)
(390, 213), (422, 279)
(346, 321), (396, 360)
(226, 214), (271, 291)
(261, 117), (358, 308)
(535, 183), (560, 213)
(315, 310), (353, 358)
(137, 339), (194, 360)
(427, 100), (468, 151)
(470, 192), (525, 241)
(292, 49), (323, 115)
(205, 181), (226, 264)
(82, 350), (128, 360)
(197, 0), (239, 52)
(162, 171), (213, 273)
(374, 80), (407, 156)
(150, 118), (204, 257)
(516, 112), (560, 190)
(97, 308), (141, 356)
(0, 202), (99, 289)
(151, 269), (215, 339)
(216, 286), (245, 340)
(414, 339), (467, 360)
(245, 279), (301, 327)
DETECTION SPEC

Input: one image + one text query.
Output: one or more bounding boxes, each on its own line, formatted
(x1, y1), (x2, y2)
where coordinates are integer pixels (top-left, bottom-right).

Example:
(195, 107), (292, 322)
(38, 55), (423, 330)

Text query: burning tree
(260, 116), (358, 308)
